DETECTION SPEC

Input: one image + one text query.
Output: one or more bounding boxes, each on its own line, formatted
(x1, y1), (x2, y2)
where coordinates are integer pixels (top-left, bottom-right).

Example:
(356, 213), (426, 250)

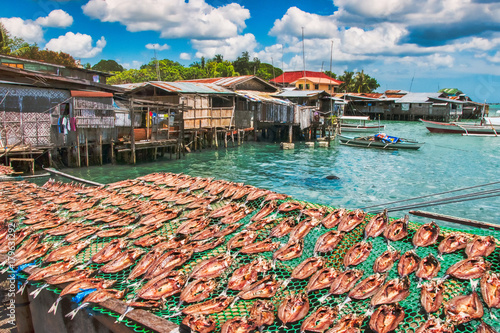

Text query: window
(3, 63), (24, 69)
(306, 84), (310, 90)
(314, 84), (319, 90)
(298, 84), (303, 90)
(93, 75), (100, 83)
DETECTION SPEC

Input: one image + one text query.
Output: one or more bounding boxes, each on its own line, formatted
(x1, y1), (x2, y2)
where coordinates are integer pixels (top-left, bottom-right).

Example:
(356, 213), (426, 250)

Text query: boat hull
(340, 125), (385, 133)
(338, 136), (423, 150)
(419, 119), (499, 135)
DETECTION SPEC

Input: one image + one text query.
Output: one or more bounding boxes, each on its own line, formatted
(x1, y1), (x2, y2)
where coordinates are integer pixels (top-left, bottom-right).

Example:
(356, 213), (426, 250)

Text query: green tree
(353, 70), (379, 93)
(324, 70), (337, 79)
(92, 59), (124, 72)
(256, 63), (282, 81)
(338, 71), (355, 92)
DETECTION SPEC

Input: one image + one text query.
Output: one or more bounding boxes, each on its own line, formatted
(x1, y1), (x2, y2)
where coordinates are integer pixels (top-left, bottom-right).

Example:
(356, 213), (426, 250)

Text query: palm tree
(354, 70), (369, 93)
(339, 71), (355, 92)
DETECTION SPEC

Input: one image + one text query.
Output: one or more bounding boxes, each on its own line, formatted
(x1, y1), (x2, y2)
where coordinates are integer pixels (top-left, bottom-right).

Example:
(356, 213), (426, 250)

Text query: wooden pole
(76, 128), (81, 167)
(194, 131), (198, 151)
(99, 132), (103, 165)
(224, 130), (228, 148)
(85, 134), (89, 167)
(130, 99), (136, 164)
(111, 140), (115, 164)
(48, 149), (52, 168)
(409, 210), (500, 231)
(288, 124), (293, 143)
(214, 128), (218, 148)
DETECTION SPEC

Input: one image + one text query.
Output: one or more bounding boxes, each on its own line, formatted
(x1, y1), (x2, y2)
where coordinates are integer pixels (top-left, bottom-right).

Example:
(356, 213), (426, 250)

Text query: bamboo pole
(130, 99), (136, 164)
(99, 132), (103, 165)
(409, 210), (500, 231)
(224, 130), (227, 148)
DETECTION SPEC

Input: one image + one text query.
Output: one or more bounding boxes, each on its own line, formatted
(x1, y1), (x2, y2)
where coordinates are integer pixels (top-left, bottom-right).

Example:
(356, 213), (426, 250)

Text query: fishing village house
(0, 54), (123, 170)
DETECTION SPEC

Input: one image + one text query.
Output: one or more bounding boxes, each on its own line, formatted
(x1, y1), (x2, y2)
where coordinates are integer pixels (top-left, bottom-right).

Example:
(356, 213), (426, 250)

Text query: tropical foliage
(0, 23), (77, 67)
(338, 70), (380, 93)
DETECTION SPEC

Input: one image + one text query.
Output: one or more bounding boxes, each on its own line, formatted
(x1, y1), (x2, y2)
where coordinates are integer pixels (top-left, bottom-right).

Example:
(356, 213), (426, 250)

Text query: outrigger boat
(338, 116), (385, 133)
(419, 117), (500, 136)
(339, 134), (423, 150)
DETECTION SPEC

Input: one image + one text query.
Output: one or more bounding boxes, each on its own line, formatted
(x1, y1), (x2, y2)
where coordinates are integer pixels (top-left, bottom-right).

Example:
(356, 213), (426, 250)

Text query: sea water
(55, 121), (500, 228)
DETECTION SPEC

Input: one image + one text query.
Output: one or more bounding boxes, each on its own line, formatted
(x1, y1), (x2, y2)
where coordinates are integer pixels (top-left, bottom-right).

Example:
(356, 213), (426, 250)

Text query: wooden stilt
(215, 128), (218, 148)
(288, 124), (293, 143)
(76, 128), (81, 167)
(85, 135), (89, 167)
(111, 140), (115, 164)
(224, 130), (228, 148)
(99, 133), (103, 165)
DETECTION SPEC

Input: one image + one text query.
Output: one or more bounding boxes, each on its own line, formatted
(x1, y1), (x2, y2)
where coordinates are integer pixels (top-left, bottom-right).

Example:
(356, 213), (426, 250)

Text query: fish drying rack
(2, 174), (500, 333)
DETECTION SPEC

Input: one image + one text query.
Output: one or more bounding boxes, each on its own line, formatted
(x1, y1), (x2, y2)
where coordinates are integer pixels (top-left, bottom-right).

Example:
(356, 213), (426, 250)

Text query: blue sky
(2, 0), (500, 102)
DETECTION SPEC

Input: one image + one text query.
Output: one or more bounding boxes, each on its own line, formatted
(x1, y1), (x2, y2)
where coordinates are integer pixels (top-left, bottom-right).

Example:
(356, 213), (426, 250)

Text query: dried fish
(91, 239), (127, 264)
(369, 304), (405, 333)
(438, 232), (468, 255)
(397, 250), (420, 277)
(371, 277), (410, 306)
(209, 203), (241, 219)
(227, 258), (271, 291)
(181, 314), (216, 333)
(136, 272), (186, 301)
(190, 225), (221, 241)
(100, 248), (145, 274)
(269, 216), (296, 238)
(250, 201), (276, 221)
(415, 254), (441, 280)
(446, 257), (491, 280)
(64, 226), (100, 243)
(127, 247), (164, 281)
(44, 239), (91, 263)
(314, 230), (344, 253)
(133, 234), (167, 247)
(383, 215), (409, 242)
(480, 271), (500, 309)
(364, 210), (388, 238)
(338, 209), (366, 232)
(214, 223), (243, 238)
(220, 208), (250, 225)
(44, 269), (95, 285)
(221, 317), (257, 333)
(413, 221), (440, 248)
(176, 217), (210, 235)
(180, 278), (217, 303)
(329, 269), (364, 295)
(325, 314), (365, 333)
(278, 293), (310, 327)
(247, 216), (276, 231)
(127, 222), (162, 239)
(289, 217), (320, 242)
(240, 238), (280, 254)
(476, 322), (498, 333)
(343, 241), (372, 267)
(238, 275), (281, 300)
(420, 280), (445, 313)
(291, 257), (325, 280)
(189, 253), (233, 280)
(348, 273), (386, 300)
(227, 230), (258, 250)
(145, 249), (193, 279)
(465, 235), (496, 258)
(278, 201), (304, 212)
(301, 306), (338, 333)
(249, 300), (275, 327)
(320, 208), (346, 229)
(307, 268), (340, 293)
(273, 239), (304, 261)
(445, 292), (484, 325)
(373, 249), (400, 274)
(27, 261), (76, 282)
(181, 296), (234, 315)
(415, 318), (454, 333)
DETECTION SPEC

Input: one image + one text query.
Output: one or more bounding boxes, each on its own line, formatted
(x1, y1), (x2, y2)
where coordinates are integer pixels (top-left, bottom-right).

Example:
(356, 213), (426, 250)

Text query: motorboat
(339, 116), (385, 133)
(419, 117), (500, 136)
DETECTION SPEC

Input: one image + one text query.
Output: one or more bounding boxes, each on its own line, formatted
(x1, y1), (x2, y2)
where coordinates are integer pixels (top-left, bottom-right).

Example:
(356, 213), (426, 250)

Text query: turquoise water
(54, 121), (500, 228)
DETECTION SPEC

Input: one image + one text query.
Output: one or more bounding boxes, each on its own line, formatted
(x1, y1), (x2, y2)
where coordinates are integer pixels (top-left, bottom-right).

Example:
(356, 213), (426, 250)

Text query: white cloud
(0, 17), (44, 44)
(35, 9), (73, 28)
(121, 60), (143, 70)
(269, 7), (339, 41)
(145, 43), (169, 51)
(192, 33), (258, 60)
(179, 52), (191, 60)
(45, 32), (106, 58)
(82, 0), (250, 39)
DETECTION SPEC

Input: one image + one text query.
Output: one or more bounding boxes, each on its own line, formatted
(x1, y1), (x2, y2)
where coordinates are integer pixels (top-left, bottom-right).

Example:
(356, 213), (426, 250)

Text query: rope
(368, 187), (500, 213)
(360, 180), (500, 210)
(382, 191), (500, 213)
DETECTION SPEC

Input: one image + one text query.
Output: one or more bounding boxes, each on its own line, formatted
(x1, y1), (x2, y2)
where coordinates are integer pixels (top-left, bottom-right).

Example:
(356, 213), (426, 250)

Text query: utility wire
(368, 188), (500, 214)
(360, 180), (500, 210)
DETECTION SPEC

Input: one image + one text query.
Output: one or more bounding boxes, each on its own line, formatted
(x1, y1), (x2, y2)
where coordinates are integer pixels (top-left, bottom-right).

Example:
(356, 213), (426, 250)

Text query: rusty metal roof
(273, 90), (331, 98)
(116, 81), (234, 94)
(180, 75), (277, 91)
(71, 90), (113, 97)
(235, 90), (293, 104)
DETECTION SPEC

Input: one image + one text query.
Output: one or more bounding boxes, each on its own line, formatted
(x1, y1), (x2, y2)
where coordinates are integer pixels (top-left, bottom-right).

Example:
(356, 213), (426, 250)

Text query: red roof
(271, 71), (343, 85)
(71, 90), (113, 97)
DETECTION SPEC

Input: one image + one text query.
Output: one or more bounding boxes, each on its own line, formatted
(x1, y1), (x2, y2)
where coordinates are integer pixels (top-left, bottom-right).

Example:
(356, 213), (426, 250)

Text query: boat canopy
(339, 116), (370, 121)
(483, 117), (500, 126)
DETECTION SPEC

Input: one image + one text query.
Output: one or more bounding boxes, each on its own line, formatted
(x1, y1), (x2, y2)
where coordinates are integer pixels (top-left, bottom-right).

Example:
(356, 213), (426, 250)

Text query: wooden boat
(339, 116), (385, 133)
(339, 135), (423, 150)
(419, 118), (500, 136)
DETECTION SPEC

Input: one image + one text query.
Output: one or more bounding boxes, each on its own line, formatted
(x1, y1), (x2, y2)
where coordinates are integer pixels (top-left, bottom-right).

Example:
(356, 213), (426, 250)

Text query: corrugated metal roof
(273, 90), (330, 98)
(182, 76), (254, 87)
(116, 81), (234, 94)
(235, 90), (293, 104)
(395, 92), (443, 103)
